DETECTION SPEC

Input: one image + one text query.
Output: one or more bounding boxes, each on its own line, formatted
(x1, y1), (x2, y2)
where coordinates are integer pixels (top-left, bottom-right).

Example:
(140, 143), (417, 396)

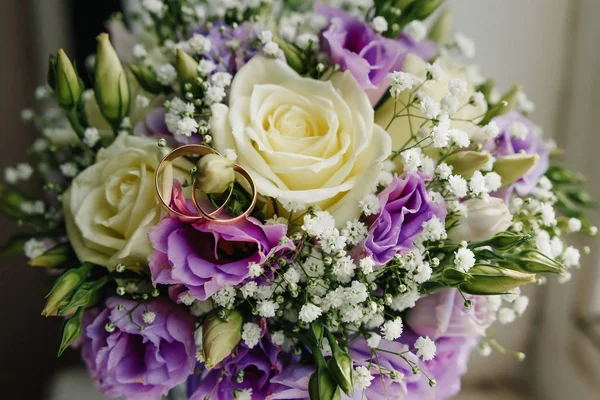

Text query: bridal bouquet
(5, 0), (597, 399)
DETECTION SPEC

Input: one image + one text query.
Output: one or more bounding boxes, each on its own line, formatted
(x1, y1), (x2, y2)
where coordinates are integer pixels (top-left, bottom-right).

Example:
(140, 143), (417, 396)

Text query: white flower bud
(449, 198), (513, 242)
(196, 154), (235, 194)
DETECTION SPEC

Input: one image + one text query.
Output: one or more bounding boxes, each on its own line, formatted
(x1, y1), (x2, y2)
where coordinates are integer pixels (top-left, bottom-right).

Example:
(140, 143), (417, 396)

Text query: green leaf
(58, 307), (84, 357)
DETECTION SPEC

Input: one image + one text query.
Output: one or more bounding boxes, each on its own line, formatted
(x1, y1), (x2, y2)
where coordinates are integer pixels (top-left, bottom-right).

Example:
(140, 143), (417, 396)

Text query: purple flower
(188, 318), (282, 400)
(363, 173), (446, 265)
(406, 289), (494, 340)
(133, 107), (202, 148)
(316, 4), (436, 105)
(267, 364), (314, 399)
(80, 297), (196, 400)
(149, 185), (293, 300)
(486, 112), (549, 197)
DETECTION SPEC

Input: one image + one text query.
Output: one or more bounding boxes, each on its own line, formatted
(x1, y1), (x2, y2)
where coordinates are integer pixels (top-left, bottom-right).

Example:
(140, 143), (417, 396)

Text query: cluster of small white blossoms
(277, 11), (327, 51)
(4, 163), (33, 184)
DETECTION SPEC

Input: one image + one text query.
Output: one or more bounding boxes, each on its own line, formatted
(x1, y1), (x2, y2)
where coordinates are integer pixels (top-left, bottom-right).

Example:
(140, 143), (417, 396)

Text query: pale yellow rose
(63, 133), (189, 269)
(376, 54), (488, 157)
(210, 57), (392, 226)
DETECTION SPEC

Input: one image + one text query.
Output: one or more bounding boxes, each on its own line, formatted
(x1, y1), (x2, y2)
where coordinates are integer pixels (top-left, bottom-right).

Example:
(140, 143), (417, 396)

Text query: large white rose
(376, 54), (488, 154)
(210, 57), (392, 225)
(63, 133), (188, 269)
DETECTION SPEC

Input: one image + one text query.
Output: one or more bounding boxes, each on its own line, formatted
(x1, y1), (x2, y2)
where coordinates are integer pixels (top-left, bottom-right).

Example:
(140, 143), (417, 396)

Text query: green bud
(477, 79), (495, 104)
(325, 330), (354, 395)
(501, 249), (564, 274)
(480, 84), (522, 125)
(59, 277), (109, 316)
(493, 153), (539, 188)
(471, 231), (532, 252)
(47, 54), (58, 91)
(176, 49), (199, 88)
(411, 0), (444, 21)
(95, 33), (130, 128)
(394, 0), (415, 10)
(55, 49), (83, 110)
(202, 310), (243, 369)
(42, 264), (92, 317)
(459, 265), (536, 295)
(441, 268), (473, 286)
(29, 243), (74, 268)
(130, 64), (164, 94)
(445, 151), (491, 179)
(428, 7), (453, 44)
(274, 37), (305, 74)
(546, 165), (586, 185)
(309, 364), (342, 400)
(58, 307), (84, 356)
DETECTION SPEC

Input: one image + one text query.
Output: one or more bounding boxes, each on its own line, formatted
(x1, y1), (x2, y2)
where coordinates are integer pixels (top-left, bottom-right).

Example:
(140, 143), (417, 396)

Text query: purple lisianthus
(149, 184), (293, 300)
(133, 107), (202, 148)
(267, 364), (314, 399)
(406, 289), (494, 340)
(80, 297), (196, 400)
(362, 173), (446, 265)
(486, 112), (549, 197)
(316, 4), (436, 105)
(188, 318), (282, 399)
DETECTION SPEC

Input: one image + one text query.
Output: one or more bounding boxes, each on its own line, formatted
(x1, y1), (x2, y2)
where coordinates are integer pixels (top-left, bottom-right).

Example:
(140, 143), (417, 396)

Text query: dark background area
(0, 2), (120, 399)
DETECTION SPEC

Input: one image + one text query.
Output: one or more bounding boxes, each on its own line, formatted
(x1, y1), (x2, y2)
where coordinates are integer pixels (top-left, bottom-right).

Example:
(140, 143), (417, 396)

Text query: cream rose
(376, 54), (488, 154)
(210, 57), (392, 225)
(63, 133), (188, 269)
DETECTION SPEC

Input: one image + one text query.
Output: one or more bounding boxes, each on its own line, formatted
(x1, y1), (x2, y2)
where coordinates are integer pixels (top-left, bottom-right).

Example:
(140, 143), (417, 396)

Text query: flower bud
(29, 243), (74, 269)
(202, 309), (242, 369)
(82, 90), (112, 131)
(501, 249), (564, 274)
(95, 33), (130, 127)
(130, 64), (164, 94)
(493, 153), (539, 188)
(481, 84), (521, 125)
(428, 7), (453, 44)
(54, 49), (83, 110)
(309, 365), (342, 400)
(471, 231), (532, 252)
(47, 54), (58, 91)
(460, 265), (536, 295)
(326, 342), (354, 395)
(58, 308), (84, 356)
(411, 0), (444, 20)
(42, 264), (92, 317)
(449, 198), (513, 243)
(445, 151), (491, 179)
(176, 49), (199, 88)
(196, 154), (235, 194)
(274, 37), (305, 74)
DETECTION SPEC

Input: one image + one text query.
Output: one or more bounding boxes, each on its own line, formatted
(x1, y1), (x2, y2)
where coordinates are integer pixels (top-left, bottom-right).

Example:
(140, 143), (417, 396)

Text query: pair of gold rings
(154, 145), (257, 224)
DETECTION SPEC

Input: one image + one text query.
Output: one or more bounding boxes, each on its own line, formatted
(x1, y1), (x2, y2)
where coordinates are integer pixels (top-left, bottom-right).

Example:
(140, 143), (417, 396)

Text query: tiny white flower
(447, 175), (468, 198)
(479, 342), (492, 357)
(415, 336), (436, 361)
(234, 388), (253, 400)
(454, 247), (475, 273)
(16, 163), (34, 180)
(484, 172), (502, 192)
(455, 32), (475, 58)
(449, 129), (470, 148)
(176, 117), (199, 137)
(271, 330), (286, 347)
(242, 322), (262, 349)
(258, 30), (273, 44)
(435, 163), (453, 180)
(471, 91), (486, 109)
(538, 202), (556, 227)
(341, 220), (368, 245)
(562, 246), (581, 268)
(188, 34), (212, 54)
(60, 162), (79, 178)
(135, 94), (151, 109)
(404, 20), (427, 42)
(513, 296), (529, 315)
(263, 41), (280, 56)
(142, 0), (164, 17)
(431, 115), (450, 148)
(359, 257), (376, 275)
(381, 317), (403, 341)
(508, 121), (528, 140)
(426, 61), (444, 81)
(449, 78), (468, 96)
(257, 300), (279, 318)
(240, 281), (258, 298)
(568, 218), (582, 233)
(366, 333), (381, 348)
(469, 170), (488, 196)
(142, 310), (156, 324)
(481, 121), (501, 140)
(441, 94), (460, 115)
(401, 148), (423, 173)
(133, 44), (148, 59)
(24, 238), (47, 259)
(371, 16), (388, 33)
(516, 91), (535, 114)
(419, 96), (441, 119)
(389, 71), (420, 97)
(248, 262), (264, 278)
(154, 63), (177, 86)
(211, 72), (233, 88)
(180, 292), (195, 306)
(197, 59), (217, 76)
(212, 286), (236, 309)
(421, 216), (446, 241)
(498, 307), (516, 324)
(354, 366), (374, 390)
(205, 85), (226, 104)
(414, 262), (432, 284)
(359, 194), (380, 216)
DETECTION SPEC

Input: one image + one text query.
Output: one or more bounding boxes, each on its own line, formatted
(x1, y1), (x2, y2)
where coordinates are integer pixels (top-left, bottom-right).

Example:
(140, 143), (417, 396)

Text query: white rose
(210, 57), (391, 226)
(376, 54), (488, 156)
(63, 133), (189, 269)
(449, 198), (513, 242)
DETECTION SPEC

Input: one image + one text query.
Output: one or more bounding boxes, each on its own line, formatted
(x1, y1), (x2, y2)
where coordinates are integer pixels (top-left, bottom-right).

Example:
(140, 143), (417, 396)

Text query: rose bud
(449, 198), (513, 243)
(42, 263), (92, 317)
(202, 309), (242, 369)
(54, 49), (83, 110)
(175, 49), (199, 88)
(460, 265), (536, 295)
(94, 33), (130, 128)
(196, 153), (235, 194)
(493, 153), (540, 188)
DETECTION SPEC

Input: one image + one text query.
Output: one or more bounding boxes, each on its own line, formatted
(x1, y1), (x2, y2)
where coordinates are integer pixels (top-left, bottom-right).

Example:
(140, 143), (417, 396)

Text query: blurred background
(0, 0), (598, 399)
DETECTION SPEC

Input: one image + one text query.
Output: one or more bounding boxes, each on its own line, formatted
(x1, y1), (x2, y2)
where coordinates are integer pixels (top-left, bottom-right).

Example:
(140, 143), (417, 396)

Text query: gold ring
(155, 144), (257, 224)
